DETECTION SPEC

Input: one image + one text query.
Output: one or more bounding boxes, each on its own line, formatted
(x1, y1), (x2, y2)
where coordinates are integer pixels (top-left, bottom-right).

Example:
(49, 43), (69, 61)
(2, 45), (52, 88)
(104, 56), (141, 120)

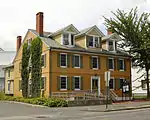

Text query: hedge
(0, 92), (68, 107)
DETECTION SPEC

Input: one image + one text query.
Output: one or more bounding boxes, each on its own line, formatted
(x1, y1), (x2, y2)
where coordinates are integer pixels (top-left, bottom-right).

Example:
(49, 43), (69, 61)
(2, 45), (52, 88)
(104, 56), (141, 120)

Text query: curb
(0, 101), (48, 108)
(104, 105), (150, 112)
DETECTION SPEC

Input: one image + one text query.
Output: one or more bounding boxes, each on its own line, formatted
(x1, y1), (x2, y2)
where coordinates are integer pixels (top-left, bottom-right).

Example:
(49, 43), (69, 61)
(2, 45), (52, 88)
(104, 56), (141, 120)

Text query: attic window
(62, 33), (74, 46)
(87, 36), (100, 48)
(108, 41), (115, 51)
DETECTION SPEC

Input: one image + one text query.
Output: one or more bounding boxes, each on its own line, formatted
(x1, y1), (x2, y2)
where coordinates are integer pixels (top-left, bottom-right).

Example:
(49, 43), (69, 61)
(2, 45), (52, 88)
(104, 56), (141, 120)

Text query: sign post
(105, 71), (110, 110)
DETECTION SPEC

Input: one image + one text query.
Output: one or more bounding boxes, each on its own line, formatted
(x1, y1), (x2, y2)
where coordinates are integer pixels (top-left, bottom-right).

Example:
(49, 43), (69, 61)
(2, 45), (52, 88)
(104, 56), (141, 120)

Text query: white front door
(91, 76), (100, 96)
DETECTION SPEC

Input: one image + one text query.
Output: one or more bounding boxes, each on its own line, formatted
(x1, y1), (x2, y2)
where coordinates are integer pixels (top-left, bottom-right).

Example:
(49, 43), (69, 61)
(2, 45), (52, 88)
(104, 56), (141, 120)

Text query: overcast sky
(0, 0), (149, 51)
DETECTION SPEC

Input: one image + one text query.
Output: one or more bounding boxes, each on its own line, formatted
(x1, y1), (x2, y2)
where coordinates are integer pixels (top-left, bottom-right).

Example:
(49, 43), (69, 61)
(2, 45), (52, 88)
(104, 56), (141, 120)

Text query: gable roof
(102, 33), (122, 41)
(48, 24), (80, 37)
(75, 25), (105, 38)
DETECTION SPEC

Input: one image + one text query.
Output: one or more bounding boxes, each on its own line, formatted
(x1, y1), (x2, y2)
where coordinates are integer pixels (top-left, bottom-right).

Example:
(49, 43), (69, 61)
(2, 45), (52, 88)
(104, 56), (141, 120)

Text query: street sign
(105, 71), (110, 86)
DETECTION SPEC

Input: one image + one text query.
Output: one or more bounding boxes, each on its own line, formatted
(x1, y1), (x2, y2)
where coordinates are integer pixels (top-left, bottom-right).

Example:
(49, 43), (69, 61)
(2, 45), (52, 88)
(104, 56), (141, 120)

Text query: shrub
(0, 94), (68, 107)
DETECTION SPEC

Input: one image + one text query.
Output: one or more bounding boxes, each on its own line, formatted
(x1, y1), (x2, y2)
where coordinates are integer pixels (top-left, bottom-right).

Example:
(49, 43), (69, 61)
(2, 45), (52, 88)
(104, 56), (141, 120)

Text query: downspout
(49, 48), (52, 97)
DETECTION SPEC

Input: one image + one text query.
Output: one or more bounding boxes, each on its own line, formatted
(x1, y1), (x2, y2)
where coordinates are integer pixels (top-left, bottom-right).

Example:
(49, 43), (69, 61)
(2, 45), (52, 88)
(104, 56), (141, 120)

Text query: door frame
(91, 76), (100, 96)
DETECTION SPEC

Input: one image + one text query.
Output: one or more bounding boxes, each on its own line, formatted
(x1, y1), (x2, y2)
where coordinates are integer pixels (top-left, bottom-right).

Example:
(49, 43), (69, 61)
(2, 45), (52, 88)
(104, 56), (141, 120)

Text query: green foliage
(0, 94), (68, 107)
(21, 43), (30, 98)
(104, 7), (150, 98)
(31, 37), (42, 98)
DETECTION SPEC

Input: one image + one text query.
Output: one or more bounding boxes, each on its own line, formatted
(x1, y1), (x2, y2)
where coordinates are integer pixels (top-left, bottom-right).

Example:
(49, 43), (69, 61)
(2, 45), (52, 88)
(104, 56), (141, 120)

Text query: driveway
(0, 101), (150, 120)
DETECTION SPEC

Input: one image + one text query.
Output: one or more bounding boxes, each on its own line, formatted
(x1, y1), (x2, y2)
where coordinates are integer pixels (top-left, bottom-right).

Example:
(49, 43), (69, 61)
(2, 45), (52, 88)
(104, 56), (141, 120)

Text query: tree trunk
(146, 68), (150, 99)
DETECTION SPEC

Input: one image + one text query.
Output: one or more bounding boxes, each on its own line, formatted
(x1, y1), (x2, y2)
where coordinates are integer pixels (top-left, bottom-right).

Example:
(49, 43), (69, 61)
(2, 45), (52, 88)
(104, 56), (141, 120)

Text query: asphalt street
(0, 102), (150, 120)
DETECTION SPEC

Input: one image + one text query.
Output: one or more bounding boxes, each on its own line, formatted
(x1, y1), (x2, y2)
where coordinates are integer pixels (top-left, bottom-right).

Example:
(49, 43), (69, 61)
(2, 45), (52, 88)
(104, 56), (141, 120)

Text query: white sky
(0, 0), (149, 51)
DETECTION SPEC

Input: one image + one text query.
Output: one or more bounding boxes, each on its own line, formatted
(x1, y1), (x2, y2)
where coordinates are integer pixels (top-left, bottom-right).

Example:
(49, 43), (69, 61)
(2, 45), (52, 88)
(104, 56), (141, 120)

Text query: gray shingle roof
(29, 29), (130, 57)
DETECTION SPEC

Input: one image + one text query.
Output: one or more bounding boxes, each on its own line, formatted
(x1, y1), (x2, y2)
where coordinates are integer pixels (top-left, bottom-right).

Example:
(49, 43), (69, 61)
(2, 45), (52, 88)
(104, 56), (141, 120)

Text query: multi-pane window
(141, 80), (147, 90)
(41, 54), (46, 67)
(92, 56), (98, 69)
(119, 59), (125, 71)
(74, 55), (80, 68)
(60, 76), (67, 90)
(63, 33), (74, 46)
(87, 36), (100, 48)
(60, 53), (67, 67)
(108, 41), (114, 51)
(109, 78), (114, 89)
(41, 77), (46, 90)
(74, 76), (81, 90)
(108, 58), (114, 70)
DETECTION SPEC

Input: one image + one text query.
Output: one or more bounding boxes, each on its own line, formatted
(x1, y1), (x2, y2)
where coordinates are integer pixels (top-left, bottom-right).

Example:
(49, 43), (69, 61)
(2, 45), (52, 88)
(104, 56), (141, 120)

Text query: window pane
(88, 36), (93, 47)
(74, 55), (80, 67)
(108, 41), (114, 51)
(109, 79), (114, 89)
(71, 34), (74, 45)
(108, 59), (114, 69)
(63, 34), (69, 45)
(92, 57), (98, 68)
(119, 59), (124, 70)
(61, 77), (67, 89)
(74, 77), (80, 89)
(95, 37), (99, 47)
(60, 54), (67, 66)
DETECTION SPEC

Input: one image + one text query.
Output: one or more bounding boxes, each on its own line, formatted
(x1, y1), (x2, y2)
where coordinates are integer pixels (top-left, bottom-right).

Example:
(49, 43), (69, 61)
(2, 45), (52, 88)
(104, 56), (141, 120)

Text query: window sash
(108, 58), (114, 70)
(63, 33), (74, 46)
(119, 59), (124, 70)
(92, 57), (98, 69)
(74, 76), (80, 90)
(74, 55), (80, 68)
(87, 36), (99, 48)
(60, 76), (67, 90)
(41, 54), (46, 67)
(60, 54), (67, 67)
(108, 41), (114, 51)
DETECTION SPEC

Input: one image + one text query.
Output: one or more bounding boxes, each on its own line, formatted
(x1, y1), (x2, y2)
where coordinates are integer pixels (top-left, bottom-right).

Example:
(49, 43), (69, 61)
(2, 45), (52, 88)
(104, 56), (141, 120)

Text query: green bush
(0, 94), (68, 107)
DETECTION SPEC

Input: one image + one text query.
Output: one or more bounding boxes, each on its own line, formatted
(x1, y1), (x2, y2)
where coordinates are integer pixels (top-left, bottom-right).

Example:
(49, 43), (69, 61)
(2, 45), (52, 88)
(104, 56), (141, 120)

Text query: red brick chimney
(107, 27), (112, 35)
(36, 12), (43, 36)
(17, 36), (22, 52)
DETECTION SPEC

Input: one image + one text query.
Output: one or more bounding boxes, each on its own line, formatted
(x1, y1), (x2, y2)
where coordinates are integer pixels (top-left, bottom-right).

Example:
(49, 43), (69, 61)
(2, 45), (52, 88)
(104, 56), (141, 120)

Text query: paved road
(0, 102), (150, 120)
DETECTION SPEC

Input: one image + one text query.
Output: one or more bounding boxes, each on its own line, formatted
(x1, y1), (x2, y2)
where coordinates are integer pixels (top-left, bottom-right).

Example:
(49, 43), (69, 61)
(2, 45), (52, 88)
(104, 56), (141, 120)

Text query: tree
(104, 8), (150, 98)
(31, 37), (42, 98)
(21, 43), (30, 98)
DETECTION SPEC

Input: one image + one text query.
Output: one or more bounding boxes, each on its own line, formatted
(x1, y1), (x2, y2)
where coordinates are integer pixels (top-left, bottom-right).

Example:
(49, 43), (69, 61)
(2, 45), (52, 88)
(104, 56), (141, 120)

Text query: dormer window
(87, 36), (100, 48)
(62, 33), (74, 46)
(108, 41), (116, 51)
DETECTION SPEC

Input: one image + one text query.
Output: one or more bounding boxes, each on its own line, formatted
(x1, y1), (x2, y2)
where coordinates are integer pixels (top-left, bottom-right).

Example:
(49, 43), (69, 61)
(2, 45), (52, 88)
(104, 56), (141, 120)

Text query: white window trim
(74, 76), (81, 90)
(107, 40), (116, 52)
(60, 53), (67, 68)
(74, 54), (81, 68)
(61, 32), (75, 47)
(41, 53), (46, 68)
(87, 35), (100, 48)
(119, 59), (125, 71)
(60, 75), (67, 90)
(108, 58), (114, 71)
(110, 77), (115, 89)
(92, 56), (98, 70)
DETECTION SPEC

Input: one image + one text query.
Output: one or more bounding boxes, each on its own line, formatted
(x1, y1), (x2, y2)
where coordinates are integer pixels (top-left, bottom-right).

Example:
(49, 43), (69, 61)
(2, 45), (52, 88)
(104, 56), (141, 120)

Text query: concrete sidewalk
(79, 100), (150, 112)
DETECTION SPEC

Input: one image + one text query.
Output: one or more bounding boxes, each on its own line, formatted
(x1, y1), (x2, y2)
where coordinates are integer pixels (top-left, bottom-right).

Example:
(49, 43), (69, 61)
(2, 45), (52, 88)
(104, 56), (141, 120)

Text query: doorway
(91, 76), (100, 96)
